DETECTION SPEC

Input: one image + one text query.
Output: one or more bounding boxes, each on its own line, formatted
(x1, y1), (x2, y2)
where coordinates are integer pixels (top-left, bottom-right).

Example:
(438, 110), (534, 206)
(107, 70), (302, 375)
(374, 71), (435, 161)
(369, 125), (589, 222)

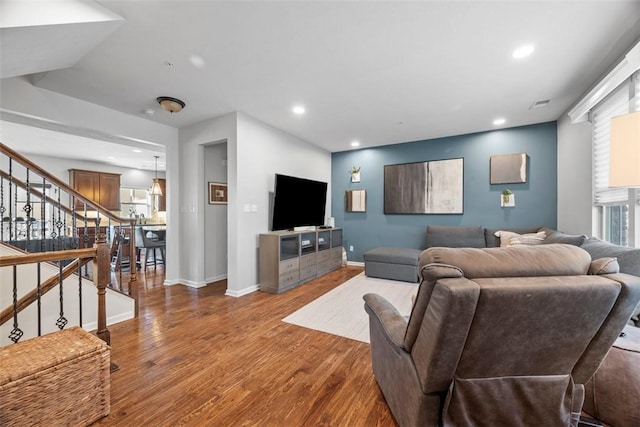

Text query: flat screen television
(271, 174), (328, 231)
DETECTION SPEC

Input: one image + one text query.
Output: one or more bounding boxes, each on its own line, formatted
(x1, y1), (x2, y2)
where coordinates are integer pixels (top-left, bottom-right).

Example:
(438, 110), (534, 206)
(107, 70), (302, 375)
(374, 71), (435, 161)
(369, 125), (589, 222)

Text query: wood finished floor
(95, 266), (397, 426)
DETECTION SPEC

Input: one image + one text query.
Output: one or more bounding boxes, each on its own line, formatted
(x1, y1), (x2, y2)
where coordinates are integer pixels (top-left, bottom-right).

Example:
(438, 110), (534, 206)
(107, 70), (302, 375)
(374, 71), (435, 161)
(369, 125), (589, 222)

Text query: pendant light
(150, 156), (163, 196)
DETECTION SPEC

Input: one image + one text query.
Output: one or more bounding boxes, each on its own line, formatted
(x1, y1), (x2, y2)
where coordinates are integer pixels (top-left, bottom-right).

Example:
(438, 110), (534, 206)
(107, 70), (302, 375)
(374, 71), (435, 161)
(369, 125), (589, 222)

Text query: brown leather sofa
(364, 244), (640, 426)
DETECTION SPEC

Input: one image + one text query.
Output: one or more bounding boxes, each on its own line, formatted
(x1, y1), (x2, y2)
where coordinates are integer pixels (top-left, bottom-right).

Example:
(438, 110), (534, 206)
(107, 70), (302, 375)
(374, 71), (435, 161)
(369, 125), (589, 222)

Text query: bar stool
(135, 227), (165, 269)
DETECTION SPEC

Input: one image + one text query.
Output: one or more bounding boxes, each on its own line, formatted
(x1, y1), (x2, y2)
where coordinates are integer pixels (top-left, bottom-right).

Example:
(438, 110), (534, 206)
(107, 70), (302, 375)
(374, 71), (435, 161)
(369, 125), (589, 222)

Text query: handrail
(0, 237), (111, 346)
(0, 247), (96, 267)
(0, 142), (132, 223)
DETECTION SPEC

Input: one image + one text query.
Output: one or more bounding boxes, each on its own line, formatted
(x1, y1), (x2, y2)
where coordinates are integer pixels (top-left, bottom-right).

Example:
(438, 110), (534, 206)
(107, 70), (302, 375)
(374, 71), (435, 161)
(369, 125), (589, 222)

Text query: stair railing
(0, 236), (111, 346)
(0, 141), (139, 332)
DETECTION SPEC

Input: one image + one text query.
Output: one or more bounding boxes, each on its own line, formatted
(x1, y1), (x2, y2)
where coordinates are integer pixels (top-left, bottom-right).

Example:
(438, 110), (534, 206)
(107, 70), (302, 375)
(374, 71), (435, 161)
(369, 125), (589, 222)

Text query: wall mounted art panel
(384, 158), (463, 214)
(490, 153), (527, 184)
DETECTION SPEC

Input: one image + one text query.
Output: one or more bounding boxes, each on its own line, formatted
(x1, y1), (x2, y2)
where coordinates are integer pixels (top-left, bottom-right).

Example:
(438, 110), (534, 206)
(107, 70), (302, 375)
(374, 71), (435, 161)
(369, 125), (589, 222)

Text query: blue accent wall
(331, 122), (558, 262)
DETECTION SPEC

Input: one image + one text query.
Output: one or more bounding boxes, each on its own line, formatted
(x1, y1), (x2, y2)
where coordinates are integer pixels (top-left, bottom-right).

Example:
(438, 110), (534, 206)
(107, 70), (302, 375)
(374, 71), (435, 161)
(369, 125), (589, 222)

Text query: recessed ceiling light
(132, 149), (142, 153)
(513, 44), (534, 59)
(351, 140), (360, 147)
(493, 118), (506, 126)
(189, 54), (206, 68)
(107, 156), (115, 160)
(292, 105), (305, 115)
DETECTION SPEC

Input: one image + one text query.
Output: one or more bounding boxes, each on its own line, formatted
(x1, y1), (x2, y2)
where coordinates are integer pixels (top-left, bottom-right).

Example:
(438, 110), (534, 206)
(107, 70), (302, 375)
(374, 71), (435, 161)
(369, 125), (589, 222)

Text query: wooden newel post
(93, 233), (111, 346)
(128, 222), (139, 316)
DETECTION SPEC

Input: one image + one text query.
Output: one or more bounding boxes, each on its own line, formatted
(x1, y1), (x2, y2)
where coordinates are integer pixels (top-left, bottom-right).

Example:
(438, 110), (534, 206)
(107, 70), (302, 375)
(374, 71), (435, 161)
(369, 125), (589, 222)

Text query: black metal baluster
(0, 175), (6, 241)
(54, 185), (63, 251)
(10, 266), (24, 343)
(8, 158), (14, 241)
(23, 168), (32, 250)
(56, 263), (67, 330)
(37, 263), (42, 336)
(78, 262), (83, 328)
(40, 176), (46, 251)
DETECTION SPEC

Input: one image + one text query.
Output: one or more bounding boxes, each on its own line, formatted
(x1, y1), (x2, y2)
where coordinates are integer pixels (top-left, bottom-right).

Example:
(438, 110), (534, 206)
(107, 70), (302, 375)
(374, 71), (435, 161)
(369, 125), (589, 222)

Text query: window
(591, 70), (639, 247)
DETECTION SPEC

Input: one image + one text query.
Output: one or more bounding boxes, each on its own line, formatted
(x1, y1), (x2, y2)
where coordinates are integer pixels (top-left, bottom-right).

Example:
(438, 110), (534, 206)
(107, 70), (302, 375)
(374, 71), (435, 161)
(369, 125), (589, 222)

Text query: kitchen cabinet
(69, 169), (121, 211)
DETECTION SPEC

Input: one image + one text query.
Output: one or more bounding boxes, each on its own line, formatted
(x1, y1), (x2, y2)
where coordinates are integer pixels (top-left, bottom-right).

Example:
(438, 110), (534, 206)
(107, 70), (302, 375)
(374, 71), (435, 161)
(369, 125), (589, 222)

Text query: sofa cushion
(420, 244), (592, 278)
(494, 230), (547, 247)
(426, 225), (485, 248)
(540, 228), (588, 246)
(581, 237), (640, 277)
(484, 227), (542, 247)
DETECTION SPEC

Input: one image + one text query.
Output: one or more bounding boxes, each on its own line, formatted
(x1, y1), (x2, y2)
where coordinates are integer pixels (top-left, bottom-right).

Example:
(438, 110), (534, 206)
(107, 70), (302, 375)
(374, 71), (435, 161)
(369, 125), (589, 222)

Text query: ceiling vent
(530, 100), (551, 109)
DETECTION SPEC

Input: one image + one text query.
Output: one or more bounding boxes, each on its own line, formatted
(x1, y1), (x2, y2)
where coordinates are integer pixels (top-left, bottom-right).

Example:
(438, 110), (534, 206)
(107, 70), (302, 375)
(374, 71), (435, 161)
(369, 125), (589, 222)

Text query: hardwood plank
(94, 266), (397, 426)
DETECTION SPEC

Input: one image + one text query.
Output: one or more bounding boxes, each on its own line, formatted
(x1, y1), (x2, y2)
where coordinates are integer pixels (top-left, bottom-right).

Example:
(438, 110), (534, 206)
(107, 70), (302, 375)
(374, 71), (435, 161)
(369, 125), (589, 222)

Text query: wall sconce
(610, 111), (640, 187)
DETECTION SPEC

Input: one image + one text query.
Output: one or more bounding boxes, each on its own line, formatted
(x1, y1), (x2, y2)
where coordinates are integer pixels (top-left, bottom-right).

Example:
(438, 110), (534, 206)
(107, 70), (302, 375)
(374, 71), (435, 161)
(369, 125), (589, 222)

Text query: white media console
(259, 228), (343, 294)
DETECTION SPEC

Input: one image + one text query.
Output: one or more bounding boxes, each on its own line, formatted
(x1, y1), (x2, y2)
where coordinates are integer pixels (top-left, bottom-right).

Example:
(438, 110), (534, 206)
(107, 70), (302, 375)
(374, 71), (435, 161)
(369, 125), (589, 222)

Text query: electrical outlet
(349, 245), (354, 252)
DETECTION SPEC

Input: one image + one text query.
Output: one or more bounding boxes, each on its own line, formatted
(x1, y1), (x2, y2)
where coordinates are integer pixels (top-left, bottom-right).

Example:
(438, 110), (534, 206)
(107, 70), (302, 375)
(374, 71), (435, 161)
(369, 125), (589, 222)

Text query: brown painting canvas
(490, 153), (527, 184)
(384, 158), (463, 214)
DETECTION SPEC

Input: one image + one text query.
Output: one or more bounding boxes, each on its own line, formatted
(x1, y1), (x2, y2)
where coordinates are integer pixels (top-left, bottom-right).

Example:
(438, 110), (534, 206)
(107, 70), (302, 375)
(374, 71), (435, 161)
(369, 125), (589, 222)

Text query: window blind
(592, 81), (631, 205)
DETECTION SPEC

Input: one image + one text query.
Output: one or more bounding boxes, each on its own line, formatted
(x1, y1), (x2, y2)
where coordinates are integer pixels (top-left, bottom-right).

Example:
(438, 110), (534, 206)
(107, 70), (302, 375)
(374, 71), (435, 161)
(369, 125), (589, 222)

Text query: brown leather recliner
(363, 244), (640, 427)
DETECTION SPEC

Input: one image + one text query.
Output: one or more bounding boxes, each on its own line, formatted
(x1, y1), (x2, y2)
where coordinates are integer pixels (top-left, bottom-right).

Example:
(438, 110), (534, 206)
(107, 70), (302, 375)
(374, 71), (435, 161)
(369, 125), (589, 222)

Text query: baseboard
(164, 275), (227, 288)
(347, 261), (365, 267)
(84, 310), (135, 331)
(225, 285), (259, 297)
(181, 279), (208, 288)
(206, 273), (227, 284)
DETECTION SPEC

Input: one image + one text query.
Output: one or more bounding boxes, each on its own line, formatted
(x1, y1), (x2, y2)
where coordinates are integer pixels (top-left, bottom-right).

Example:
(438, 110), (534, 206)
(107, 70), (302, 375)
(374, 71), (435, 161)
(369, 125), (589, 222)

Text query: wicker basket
(0, 326), (110, 426)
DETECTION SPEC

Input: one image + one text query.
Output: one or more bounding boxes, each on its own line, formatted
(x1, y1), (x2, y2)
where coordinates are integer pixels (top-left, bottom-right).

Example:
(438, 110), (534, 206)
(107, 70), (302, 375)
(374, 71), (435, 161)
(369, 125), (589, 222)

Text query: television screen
(272, 174), (328, 231)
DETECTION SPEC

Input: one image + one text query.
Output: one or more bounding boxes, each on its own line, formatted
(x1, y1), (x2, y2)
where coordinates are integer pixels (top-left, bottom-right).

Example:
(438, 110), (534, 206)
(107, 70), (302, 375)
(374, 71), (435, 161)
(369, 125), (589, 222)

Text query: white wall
(177, 113), (237, 288)
(204, 142), (228, 282)
(17, 153), (166, 189)
(235, 113), (331, 293)
(556, 114), (594, 235)
(178, 112), (331, 295)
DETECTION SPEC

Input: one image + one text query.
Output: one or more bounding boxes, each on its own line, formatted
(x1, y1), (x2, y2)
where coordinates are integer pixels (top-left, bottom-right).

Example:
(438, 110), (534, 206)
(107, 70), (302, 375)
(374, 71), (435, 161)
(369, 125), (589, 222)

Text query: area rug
(282, 272), (418, 343)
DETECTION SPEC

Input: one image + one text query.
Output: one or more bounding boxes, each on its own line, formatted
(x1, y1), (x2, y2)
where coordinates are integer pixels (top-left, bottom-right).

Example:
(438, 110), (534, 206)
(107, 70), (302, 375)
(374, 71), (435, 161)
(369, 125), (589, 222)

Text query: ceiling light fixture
(292, 105), (305, 115)
(157, 96), (186, 113)
(513, 44), (534, 59)
(150, 155), (163, 196)
(493, 118), (506, 126)
(351, 140), (360, 147)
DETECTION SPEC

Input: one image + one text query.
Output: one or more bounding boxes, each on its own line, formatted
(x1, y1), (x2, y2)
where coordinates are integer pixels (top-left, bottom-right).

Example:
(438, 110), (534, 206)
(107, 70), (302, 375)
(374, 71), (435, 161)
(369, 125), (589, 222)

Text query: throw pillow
(540, 228), (588, 246)
(588, 257), (619, 275)
(494, 230), (547, 247)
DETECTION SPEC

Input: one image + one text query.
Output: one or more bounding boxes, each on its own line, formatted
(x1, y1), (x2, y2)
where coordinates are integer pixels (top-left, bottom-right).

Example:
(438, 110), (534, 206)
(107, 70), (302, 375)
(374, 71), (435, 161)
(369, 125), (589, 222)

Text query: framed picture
(208, 182), (228, 204)
(490, 153), (527, 184)
(384, 158), (464, 214)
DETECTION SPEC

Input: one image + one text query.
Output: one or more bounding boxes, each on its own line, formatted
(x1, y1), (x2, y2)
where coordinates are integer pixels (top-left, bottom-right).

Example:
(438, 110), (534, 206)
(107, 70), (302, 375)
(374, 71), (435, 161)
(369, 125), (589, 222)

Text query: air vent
(530, 99), (551, 109)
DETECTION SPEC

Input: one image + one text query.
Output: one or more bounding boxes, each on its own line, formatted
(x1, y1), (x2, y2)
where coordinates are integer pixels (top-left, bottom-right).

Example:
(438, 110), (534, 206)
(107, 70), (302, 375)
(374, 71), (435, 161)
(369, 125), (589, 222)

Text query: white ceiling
(2, 0), (640, 166)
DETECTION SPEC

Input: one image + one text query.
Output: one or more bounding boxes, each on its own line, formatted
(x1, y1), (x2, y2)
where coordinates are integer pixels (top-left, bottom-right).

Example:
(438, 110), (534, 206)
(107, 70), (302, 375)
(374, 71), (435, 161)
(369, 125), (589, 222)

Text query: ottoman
(363, 247), (422, 283)
(0, 327), (111, 426)
(583, 325), (640, 427)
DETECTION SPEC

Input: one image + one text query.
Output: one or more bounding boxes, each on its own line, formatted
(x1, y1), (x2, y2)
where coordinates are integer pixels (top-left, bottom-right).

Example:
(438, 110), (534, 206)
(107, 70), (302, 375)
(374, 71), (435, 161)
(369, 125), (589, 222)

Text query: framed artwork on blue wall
(490, 153), (527, 184)
(384, 158), (464, 214)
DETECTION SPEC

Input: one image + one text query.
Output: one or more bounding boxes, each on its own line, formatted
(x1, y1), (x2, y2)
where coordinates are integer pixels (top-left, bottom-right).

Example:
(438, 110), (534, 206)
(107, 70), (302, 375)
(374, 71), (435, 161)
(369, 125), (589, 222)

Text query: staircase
(0, 141), (138, 347)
